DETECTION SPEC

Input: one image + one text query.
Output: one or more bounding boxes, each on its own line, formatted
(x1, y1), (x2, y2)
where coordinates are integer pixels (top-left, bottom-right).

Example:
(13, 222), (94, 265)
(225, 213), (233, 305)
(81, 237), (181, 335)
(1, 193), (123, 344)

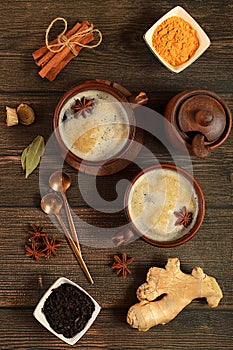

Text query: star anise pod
(174, 206), (193, 228)
(42, 236), (63, 259)
(25, 242), (45, 261)
(112, 253), (134, 278)
(28, 223), (47, 242)
(71, 96), (94, 118)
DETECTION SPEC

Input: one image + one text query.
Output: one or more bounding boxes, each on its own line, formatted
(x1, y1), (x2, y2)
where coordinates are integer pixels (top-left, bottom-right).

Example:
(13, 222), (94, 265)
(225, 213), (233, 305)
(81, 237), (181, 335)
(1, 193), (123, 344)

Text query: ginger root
(6, 106), (18, 126)
(127, 258), (223, 332)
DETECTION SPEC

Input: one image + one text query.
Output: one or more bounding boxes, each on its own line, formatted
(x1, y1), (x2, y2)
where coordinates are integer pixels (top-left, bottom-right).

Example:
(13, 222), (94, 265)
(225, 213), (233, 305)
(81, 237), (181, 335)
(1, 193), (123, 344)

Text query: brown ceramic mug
(122, 163), (205, 248)
(53, 79), (148, 176)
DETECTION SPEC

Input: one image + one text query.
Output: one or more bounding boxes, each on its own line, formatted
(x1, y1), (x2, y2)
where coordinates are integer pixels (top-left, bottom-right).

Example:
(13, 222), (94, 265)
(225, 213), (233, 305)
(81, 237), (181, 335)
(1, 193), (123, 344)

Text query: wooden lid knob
(195, 110), (213, 126)
(178, 95), (226, 142)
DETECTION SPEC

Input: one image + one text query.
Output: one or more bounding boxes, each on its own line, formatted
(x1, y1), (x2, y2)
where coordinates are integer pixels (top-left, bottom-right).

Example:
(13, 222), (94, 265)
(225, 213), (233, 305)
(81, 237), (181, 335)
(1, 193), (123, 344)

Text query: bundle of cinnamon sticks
(32, 20), (95, 81)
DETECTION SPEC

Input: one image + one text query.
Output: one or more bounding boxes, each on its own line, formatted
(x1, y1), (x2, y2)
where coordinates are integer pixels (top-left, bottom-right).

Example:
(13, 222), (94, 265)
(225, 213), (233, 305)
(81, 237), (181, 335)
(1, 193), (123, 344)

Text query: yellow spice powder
(152, 16), (199, 67)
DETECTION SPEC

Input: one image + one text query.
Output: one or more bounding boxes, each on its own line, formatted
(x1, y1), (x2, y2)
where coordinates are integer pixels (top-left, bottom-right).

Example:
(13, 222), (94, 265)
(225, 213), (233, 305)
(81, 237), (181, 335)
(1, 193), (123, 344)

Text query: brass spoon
(49, 171), (80, 250)
(41, 193), (94, 284)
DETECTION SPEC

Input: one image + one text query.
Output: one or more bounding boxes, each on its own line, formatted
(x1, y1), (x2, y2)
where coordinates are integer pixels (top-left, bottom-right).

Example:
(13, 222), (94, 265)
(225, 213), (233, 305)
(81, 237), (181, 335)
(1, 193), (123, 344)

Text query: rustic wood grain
(0, 148), (232, 208)
(0, 0), (232, 348)
(0, 308), (232, 349)
(0, 208), (232, 308)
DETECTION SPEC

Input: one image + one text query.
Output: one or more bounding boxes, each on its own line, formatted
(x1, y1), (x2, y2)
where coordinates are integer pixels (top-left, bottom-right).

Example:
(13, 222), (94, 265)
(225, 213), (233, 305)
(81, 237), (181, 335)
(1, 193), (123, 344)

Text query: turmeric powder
(152, 16), (199, 67)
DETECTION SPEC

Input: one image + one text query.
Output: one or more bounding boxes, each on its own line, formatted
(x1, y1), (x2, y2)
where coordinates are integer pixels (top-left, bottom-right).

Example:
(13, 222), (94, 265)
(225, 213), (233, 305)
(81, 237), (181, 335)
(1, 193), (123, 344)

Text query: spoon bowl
(49, 171), (71, 193)
(41, 193), (63, 216)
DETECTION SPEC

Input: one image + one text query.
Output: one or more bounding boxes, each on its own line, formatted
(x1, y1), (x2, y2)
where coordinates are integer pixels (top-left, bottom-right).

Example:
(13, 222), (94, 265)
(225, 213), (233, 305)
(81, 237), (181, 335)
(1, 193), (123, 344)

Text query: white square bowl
(33, 277), (101, 345)
(143, 6), (211, 73)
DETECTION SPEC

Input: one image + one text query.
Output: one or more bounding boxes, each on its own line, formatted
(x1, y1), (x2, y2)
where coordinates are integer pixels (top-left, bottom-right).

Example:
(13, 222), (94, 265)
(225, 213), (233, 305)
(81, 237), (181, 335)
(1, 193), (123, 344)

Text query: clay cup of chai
(53, 79), (148, 176)
(123, 163), (205, 248)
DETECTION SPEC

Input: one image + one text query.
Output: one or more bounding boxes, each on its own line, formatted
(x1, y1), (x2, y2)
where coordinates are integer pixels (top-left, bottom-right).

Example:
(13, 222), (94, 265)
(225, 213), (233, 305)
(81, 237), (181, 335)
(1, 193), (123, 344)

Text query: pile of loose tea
(42, 283), (95, 338)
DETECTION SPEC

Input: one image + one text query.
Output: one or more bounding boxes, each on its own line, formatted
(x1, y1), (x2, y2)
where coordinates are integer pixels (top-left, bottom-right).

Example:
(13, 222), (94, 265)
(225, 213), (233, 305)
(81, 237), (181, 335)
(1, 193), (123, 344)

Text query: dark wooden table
(1, 0), (232, 349)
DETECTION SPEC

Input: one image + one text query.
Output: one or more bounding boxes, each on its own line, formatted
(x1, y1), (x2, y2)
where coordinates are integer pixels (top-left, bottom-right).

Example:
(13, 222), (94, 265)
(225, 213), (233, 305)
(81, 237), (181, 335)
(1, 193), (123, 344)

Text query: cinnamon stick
(32, 21), (84, 67)
(45, 32), (94, 81)
(32, 19), (96, 81)
(38, 21), (91, 79)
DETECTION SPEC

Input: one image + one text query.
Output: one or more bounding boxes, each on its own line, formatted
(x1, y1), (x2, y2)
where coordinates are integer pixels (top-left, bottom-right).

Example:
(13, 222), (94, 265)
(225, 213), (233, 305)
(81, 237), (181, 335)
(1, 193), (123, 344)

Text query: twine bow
(45, 17), (102, 56)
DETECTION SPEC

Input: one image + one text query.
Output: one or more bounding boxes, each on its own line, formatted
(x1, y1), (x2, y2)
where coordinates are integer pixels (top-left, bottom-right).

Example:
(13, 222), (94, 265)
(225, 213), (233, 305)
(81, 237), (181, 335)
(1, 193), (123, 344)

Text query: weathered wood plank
(0, 50), (232, 95)
(0, 1), (232, 94)
(0, 208), (231, 307)
(1, 93), (232, 154)
(0, 308), (232, 349)
(0, 149), (232, 208)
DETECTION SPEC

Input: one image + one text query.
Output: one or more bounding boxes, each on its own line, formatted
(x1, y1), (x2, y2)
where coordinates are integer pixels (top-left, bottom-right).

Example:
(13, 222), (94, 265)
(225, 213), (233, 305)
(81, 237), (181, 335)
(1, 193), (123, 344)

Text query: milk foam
(128, 168), (198, 242)
(58, 90), (130, 161)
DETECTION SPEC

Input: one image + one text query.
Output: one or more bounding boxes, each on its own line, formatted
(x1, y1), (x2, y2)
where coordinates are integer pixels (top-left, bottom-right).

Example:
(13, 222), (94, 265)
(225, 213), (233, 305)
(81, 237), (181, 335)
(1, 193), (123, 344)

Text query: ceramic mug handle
(95, 79), (148, 107)
(112, 227), (135, 247)
(127, 92), (148, 107)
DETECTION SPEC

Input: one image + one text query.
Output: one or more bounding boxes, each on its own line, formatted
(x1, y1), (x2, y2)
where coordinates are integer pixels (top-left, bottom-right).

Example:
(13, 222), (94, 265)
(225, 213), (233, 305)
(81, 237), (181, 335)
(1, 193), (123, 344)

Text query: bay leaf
(21, 135), (45, 178)
(21, 145), (30, 171)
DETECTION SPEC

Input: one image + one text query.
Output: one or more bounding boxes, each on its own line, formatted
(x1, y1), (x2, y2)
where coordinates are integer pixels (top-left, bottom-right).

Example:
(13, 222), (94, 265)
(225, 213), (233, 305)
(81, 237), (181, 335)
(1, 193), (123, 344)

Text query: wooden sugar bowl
(164, 89), (232, 158)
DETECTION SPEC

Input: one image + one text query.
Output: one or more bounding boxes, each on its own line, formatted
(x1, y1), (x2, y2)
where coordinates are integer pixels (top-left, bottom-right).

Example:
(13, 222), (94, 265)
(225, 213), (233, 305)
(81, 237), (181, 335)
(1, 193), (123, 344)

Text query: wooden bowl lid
(164, 89), (232, 158)
(178, 95), (226, 142)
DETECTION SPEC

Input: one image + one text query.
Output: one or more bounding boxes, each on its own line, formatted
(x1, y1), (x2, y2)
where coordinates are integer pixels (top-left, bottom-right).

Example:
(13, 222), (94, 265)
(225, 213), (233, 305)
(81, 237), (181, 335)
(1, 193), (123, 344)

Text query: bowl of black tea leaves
(33, 277), (101, 345)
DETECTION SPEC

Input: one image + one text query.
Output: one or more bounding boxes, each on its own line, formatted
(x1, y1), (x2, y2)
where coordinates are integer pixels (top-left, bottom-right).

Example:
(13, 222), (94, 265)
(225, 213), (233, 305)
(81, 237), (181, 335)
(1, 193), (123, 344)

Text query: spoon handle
(56, 214), (94, 285)
(61, 192), (81, 251)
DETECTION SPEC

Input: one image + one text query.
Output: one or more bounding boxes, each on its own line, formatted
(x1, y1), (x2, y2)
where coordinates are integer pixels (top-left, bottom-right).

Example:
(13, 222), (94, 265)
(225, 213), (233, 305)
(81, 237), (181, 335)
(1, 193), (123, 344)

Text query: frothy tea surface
(58, 90), (130, 161)
(128, 168), (198, 242)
